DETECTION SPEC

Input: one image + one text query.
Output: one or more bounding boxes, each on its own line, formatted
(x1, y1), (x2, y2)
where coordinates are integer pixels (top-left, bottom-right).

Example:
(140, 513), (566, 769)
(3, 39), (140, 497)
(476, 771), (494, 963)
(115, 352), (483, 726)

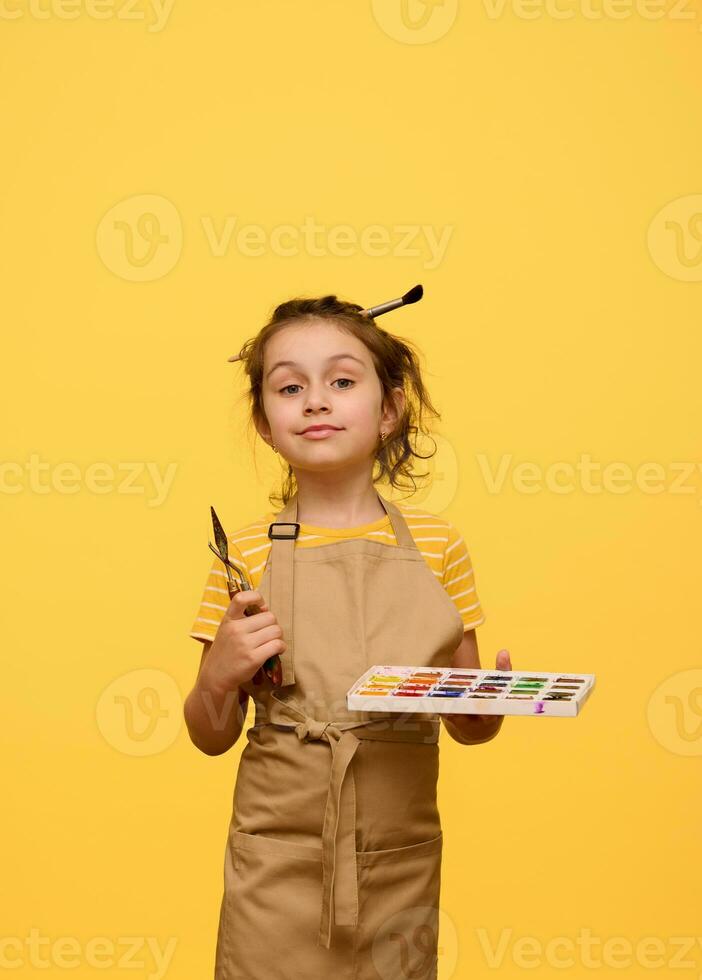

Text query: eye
(279, 378), (354, 395)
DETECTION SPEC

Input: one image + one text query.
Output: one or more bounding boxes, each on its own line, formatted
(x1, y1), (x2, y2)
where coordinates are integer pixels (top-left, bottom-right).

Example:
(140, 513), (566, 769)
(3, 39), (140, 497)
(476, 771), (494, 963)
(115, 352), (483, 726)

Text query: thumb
(496, 648), (512, 670)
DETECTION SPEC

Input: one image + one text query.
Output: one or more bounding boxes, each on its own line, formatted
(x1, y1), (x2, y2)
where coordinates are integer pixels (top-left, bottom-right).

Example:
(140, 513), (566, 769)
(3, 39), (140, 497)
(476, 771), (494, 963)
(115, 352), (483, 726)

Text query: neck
(290, 468), (387, 528)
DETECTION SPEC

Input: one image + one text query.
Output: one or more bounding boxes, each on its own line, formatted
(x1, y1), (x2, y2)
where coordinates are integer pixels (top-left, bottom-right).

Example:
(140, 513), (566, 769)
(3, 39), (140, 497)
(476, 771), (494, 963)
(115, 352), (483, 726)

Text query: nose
(302, 382), (331, 414)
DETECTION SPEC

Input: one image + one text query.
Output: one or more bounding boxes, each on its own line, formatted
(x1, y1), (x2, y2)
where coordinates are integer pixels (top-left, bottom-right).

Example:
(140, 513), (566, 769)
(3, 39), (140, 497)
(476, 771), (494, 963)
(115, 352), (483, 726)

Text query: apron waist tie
(265, 692), (439, 949)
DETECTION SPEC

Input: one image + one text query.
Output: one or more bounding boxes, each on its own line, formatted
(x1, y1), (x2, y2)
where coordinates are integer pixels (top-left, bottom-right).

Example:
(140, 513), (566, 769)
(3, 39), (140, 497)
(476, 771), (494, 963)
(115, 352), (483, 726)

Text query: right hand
(202, 590), (286, 692)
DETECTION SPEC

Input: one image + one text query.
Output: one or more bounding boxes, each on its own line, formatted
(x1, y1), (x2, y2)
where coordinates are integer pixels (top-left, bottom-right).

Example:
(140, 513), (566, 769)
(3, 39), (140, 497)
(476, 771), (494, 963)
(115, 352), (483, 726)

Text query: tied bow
(295, 717), (332, 742)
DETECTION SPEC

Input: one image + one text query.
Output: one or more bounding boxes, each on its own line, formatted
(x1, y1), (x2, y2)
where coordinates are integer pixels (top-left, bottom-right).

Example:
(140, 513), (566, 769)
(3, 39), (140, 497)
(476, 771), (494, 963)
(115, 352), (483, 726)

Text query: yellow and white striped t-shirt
(189, 502), (485, 644)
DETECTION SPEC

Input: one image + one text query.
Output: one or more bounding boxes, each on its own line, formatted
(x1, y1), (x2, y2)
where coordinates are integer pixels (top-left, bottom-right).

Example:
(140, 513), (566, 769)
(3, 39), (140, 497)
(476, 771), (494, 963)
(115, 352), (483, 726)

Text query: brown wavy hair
(233, 293), (442, 510)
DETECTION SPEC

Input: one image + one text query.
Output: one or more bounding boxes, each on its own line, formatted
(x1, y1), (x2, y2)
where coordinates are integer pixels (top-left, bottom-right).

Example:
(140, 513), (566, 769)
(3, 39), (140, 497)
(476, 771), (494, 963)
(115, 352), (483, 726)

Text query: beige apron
(214, 489), (464, 980)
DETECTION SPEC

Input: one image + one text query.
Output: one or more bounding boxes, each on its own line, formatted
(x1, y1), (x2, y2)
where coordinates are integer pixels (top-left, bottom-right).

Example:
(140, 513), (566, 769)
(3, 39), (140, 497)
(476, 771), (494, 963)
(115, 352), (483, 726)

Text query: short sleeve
(188, 539), (250, 644)
(442, 523), (486, 630)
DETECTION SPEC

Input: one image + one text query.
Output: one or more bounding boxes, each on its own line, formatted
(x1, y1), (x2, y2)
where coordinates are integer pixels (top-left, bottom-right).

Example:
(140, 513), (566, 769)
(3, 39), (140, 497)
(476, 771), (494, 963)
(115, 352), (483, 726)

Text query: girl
(184, 291), (511, 980)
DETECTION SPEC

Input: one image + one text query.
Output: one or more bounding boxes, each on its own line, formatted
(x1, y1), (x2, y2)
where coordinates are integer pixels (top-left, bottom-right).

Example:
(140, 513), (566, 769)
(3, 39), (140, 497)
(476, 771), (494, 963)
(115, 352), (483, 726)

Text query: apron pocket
(355, 831), (443, 980)
(216, 830), (356, 980)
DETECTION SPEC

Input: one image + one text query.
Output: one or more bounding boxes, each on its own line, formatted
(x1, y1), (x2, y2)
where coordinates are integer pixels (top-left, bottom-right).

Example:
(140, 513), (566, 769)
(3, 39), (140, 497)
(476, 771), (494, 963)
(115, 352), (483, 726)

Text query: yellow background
(2, 1), (701, 977)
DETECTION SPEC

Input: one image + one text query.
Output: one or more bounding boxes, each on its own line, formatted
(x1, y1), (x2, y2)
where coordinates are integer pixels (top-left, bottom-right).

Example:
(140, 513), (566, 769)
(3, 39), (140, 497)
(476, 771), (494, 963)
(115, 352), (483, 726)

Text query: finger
(226, 589), (264, 619)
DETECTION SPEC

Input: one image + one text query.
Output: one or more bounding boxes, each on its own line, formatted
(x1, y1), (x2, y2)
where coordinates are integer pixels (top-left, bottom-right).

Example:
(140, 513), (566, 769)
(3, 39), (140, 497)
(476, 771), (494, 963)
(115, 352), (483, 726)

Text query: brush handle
(365, 297), (403, 318)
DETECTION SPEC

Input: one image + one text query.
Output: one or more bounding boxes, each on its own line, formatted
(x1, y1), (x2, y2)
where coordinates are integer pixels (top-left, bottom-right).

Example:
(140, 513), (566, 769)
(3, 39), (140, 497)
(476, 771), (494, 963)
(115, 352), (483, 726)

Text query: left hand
(472, 648), (512, 728)
(444, 646), (514, 736)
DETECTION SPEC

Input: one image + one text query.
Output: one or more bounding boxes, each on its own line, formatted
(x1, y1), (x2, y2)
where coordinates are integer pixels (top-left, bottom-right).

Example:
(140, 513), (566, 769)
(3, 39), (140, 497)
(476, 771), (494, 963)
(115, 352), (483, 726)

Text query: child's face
(258, 318), (403, 476)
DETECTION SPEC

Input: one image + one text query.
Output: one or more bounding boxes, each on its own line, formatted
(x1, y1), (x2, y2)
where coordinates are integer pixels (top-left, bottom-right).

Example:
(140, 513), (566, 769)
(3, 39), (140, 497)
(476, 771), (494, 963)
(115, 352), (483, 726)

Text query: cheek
(357, 401), (383, 431)
(348, 386), (382, 421)
(263, 394), (291, 426)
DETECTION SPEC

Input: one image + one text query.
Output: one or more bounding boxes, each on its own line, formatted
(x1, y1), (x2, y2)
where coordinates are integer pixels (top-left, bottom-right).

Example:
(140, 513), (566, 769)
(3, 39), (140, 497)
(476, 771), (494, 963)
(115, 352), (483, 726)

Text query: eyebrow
(265, 353), (366, 380)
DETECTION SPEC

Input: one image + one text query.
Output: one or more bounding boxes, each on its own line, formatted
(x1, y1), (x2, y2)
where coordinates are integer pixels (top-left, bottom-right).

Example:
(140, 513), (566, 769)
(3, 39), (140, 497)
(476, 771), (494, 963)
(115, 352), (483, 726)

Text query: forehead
(264, 318), (370, 367)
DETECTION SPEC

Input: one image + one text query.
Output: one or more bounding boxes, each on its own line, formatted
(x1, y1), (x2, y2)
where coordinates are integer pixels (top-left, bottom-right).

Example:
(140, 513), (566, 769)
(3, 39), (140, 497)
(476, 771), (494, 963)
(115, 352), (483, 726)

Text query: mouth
(299, 425), (343, 434)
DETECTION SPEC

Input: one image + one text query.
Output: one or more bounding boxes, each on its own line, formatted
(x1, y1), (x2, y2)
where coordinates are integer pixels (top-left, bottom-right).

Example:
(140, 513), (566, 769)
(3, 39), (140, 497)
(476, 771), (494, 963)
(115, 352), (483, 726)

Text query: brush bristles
(402, 284), (423, 305)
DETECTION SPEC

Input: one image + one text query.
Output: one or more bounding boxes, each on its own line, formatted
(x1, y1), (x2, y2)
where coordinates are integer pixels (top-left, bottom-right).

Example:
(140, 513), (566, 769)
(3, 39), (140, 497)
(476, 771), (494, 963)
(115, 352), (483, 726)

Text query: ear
(381, 386), (405, 432)
(253, 411), (273, 447)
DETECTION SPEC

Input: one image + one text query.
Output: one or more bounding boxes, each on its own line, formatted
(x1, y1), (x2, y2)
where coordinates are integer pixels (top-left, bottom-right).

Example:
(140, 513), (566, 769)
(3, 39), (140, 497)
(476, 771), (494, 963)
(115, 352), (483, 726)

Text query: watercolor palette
(347, 666), (596, 717)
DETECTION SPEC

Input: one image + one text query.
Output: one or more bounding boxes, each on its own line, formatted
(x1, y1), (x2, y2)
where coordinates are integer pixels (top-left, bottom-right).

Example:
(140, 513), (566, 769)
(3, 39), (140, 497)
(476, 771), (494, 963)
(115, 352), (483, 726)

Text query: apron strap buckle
(268, 521), (300, 539)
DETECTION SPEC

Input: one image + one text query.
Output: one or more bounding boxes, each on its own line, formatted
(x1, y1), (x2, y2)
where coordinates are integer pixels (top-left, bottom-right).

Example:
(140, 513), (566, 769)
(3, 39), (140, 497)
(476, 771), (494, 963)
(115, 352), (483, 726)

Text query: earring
(272, 444), (278, 453)
(379, 431), (386, 442)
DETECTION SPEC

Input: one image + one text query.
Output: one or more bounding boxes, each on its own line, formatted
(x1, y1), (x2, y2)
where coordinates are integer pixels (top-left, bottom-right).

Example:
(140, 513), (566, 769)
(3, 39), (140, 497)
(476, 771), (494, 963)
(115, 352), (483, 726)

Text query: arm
(440, 630), (508, 745)
(184, 639), (251, 756)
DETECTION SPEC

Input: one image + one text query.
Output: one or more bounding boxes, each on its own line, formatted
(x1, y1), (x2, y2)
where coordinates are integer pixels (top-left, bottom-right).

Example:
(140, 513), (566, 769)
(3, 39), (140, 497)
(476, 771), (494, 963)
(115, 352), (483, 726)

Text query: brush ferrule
(364, 297), (404, 318)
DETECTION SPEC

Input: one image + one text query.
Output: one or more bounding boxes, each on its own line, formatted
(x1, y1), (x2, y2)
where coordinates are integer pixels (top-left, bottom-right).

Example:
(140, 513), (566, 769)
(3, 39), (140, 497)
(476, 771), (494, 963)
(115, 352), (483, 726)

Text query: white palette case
(347, 666), (596, 718)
